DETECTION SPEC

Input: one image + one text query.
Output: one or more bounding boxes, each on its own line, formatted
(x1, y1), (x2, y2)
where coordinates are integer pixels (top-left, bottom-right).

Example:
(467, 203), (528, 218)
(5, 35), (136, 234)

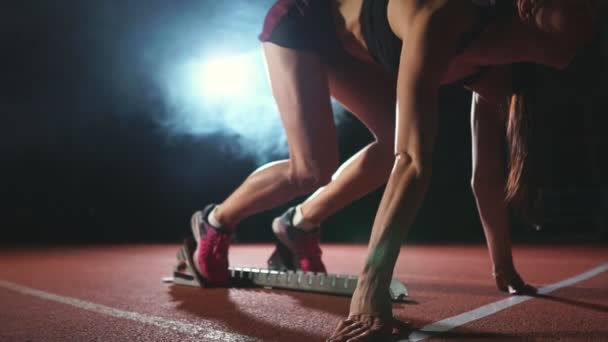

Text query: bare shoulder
(467, 66), (512, 98)
(387, 0), (478, 39)
(467, 66), (513, 120)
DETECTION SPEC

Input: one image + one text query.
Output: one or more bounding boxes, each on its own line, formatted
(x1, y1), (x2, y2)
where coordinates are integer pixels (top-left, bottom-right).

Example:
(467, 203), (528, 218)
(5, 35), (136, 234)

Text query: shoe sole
(190, 211), (203, 275)
(272, 217), (297, 256)
(267, 240), (296, 271)
(271, 217), (327, 273)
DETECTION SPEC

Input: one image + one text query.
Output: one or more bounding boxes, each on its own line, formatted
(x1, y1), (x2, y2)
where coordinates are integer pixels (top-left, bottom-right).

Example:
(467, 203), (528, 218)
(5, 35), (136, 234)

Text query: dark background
(1, 1), (607, 245)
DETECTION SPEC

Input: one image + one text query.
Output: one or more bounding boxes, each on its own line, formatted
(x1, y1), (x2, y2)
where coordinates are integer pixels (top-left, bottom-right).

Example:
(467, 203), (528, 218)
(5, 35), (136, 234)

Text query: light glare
(200, 55), (253, 99)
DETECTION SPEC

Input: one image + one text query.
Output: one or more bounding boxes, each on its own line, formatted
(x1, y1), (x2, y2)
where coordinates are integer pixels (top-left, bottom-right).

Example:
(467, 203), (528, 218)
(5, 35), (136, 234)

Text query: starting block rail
(163, 238), (409, 302)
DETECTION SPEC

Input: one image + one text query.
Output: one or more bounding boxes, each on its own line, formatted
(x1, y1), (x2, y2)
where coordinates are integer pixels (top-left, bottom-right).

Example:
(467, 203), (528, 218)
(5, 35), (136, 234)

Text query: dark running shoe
(267, 207), (326, 273)
(191, 205), (232, 286)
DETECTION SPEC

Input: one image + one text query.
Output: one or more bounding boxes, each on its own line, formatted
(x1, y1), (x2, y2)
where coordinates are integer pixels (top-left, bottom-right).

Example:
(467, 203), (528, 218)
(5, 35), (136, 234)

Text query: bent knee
(287, 160), (336, 192)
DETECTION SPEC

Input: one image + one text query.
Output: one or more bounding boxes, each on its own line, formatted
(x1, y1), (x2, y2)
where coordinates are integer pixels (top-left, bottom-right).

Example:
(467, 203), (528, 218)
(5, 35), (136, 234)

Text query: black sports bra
(360, 0), (514, 74)
(259, 0), (518, 87)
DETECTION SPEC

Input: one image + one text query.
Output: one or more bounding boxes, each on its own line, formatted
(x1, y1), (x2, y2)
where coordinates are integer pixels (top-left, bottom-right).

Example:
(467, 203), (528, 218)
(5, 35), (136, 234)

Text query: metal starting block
(163, 238), (409, 302)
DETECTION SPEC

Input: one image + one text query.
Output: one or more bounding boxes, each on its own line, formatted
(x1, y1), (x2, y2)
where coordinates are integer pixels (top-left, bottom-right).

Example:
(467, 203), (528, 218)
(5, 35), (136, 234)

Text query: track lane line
(0, 280), (256, 342)
(405, 262), (608, 341)
(2, 263), (606, 341)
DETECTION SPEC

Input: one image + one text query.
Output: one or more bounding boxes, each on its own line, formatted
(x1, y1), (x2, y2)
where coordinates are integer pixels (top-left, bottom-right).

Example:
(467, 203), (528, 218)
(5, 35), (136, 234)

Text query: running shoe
(267, 207), (326, 273)
(191, 204), (232, 286)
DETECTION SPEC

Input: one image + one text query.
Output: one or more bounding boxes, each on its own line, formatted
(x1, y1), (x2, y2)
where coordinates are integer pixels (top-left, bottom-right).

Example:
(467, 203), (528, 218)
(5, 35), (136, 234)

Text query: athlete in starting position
(190, 0), (599, 340)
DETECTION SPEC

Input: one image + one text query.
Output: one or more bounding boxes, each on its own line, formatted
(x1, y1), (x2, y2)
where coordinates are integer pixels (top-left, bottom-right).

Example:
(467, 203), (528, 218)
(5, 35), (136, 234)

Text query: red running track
(0, 244), (606, 341)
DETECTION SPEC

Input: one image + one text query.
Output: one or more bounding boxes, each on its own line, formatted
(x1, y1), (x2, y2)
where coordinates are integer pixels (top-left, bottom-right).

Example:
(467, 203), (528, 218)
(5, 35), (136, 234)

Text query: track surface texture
(0, 244), (606, 341)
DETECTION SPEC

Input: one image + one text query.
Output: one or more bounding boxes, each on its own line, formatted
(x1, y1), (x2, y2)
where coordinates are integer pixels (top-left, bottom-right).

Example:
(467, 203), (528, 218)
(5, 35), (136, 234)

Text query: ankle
(292, 205), (320, 231)
(207, 206), (223, 228)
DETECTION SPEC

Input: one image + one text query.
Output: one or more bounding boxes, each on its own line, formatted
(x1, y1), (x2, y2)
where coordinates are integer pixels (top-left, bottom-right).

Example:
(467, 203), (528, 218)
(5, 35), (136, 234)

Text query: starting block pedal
(163, 238), (409, 302)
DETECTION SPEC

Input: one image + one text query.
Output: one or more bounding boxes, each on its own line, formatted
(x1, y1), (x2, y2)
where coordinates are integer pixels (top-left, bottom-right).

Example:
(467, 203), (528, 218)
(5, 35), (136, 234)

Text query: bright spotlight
(198, 54), (254, 99)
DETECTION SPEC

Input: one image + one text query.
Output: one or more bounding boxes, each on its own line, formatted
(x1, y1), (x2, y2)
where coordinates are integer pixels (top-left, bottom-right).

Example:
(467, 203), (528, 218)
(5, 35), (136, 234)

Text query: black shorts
(258, 0), (340, 62)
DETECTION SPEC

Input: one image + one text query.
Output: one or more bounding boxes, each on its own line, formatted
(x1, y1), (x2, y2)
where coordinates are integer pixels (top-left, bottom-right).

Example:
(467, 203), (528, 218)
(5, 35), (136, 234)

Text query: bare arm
(470, 92), (515, 270)
(350, 2), (477, 318)
(469, 75), (532, 292)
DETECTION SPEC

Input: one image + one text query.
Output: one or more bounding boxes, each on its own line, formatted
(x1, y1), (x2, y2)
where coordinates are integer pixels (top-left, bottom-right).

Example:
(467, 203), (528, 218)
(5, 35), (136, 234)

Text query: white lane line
(405, 263), (608, 342)
(0, 280), (255, 342)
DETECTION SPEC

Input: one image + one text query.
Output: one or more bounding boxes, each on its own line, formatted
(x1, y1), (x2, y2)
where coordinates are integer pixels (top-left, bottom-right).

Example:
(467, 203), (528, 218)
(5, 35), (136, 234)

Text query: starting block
(163, 238), (409, 302)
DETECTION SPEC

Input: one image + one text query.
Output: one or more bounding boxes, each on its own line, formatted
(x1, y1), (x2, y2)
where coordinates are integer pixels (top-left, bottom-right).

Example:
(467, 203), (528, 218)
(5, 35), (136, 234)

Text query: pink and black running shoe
(267, 207), (326, 273)
(191, 205), (232, 286)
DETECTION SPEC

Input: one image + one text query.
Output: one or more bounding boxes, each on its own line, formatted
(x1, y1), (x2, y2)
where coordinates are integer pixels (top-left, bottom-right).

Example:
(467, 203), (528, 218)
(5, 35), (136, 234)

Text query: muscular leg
(216, 161), (312, 225)
(298, 57), (398, 226)
(302, 143), (393, 225)
(212, 44), (339, 227)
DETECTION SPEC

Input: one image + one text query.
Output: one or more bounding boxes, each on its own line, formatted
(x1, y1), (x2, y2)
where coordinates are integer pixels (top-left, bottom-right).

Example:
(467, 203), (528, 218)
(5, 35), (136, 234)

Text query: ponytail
(506, 89), (540, 223)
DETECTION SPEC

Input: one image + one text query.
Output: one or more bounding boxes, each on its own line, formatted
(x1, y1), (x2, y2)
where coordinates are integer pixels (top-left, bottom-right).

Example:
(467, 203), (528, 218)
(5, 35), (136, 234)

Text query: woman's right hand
(327, 314), (392, 342)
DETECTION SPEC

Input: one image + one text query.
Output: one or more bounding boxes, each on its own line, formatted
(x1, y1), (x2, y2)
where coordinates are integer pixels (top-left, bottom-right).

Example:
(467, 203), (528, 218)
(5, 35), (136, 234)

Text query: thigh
(325, 56), (397, 144)
(263, 43), (338, 172)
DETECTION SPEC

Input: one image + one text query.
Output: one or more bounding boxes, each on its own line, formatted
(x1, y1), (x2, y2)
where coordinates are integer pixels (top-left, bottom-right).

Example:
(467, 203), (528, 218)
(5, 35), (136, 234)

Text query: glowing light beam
(197, 54), (255, 100)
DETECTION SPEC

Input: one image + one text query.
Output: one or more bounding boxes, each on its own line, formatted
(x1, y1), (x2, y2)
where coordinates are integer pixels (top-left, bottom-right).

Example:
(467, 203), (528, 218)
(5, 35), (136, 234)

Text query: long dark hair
(506, 92), (539, 221)
(505, 3), (607, 223)
(505, 64), (541, 223)
(505, 26), (606, 222)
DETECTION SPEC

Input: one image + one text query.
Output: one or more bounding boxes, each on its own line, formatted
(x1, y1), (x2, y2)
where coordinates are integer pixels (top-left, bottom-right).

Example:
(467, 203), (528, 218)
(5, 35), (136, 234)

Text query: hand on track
(326, 314), (394, 342)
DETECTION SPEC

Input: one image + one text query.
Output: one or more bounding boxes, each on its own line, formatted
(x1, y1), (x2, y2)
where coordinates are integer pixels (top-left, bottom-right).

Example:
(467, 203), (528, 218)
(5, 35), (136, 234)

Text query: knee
(287, 159), (336, 193)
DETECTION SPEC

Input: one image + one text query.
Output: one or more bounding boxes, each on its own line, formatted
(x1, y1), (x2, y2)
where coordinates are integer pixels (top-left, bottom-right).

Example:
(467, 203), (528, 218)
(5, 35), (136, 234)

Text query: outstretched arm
(352, 0), (478, 323)
(469, 78), (533, 293)
(470, 92), (515, 273)
(330, 2), (480, 340)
